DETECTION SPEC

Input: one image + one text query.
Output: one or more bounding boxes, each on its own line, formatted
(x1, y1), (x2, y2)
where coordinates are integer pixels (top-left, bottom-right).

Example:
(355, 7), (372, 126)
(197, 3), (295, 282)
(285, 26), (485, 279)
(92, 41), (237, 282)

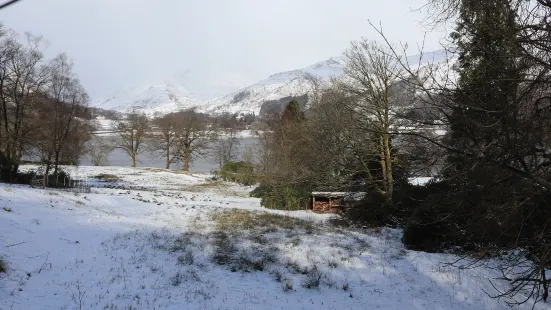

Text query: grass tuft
(210, 209), (315, 232)
(0, 257), (7, 274)
(94, 174), (120, 182)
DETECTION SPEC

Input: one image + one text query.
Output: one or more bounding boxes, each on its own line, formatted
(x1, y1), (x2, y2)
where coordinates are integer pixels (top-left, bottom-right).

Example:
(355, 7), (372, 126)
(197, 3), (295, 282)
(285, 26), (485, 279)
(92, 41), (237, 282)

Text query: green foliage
(220, 161), (255, 186)
(0, 154), (19, 183)
(13, 171), (35, 185)
(402, 181), (462, 252)
(281, 99), (305, 123)
(402, 179), (551, 254)
(251, 183), (310, 210)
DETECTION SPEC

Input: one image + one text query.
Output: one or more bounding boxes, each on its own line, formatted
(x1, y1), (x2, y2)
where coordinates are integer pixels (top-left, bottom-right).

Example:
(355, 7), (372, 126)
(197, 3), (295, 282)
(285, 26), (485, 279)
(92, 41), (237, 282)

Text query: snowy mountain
(174, 68), (253, 100)
(93, 49), (456, 116)
(199, 57), (346, 115)
(93, 80), (199, 115)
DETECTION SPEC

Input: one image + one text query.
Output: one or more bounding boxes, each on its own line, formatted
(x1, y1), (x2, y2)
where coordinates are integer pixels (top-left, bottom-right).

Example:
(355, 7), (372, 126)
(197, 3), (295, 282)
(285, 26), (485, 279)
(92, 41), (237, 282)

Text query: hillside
(94, 80), (199, 115)
(93, 49), (455, 116)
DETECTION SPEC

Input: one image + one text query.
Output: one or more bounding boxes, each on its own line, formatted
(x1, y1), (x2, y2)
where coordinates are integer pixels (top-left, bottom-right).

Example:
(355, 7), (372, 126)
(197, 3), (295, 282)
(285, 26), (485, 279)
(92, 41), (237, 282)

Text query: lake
(79, 136), (259, 173)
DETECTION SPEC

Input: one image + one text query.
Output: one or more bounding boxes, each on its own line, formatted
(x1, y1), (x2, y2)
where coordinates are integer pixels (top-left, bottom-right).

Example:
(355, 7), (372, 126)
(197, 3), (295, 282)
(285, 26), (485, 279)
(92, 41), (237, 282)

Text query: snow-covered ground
(0, 166), (548, 309)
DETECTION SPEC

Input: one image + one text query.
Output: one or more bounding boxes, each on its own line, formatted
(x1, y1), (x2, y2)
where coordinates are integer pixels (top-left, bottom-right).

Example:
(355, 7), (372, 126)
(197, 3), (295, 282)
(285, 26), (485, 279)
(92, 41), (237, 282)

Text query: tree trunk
(165, 149), (171, 169)
(131, 154), (137, 168)
(44, 154), (53, 188)
(379, 133), (393, 204)
(54, 151), (61, 178)
(383, 132), (393, 203)
(183, 147), (191, 172)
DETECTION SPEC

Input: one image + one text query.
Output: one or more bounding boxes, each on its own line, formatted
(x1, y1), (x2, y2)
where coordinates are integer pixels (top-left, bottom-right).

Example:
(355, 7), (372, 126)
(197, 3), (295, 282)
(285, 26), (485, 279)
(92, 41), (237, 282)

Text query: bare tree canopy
(115, 112), (149, 168)
(0, 25), (92, 182)
(0, 0), (23, 10)
(149, 109), (214, 171)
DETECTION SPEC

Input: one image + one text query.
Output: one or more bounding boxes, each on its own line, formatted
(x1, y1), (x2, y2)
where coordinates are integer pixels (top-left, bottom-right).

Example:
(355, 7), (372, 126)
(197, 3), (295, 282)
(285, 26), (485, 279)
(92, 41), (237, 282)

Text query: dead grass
(210, 209), (316, 233)
(196, 181), (226, 188)
(94, 174), (120, 181)
(127, 210), (372, 295)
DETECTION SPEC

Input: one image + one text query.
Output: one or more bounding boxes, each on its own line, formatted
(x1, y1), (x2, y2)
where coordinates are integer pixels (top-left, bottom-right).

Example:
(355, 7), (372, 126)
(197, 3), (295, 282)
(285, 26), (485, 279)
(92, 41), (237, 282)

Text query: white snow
(1, 165), (547, 310)
(94, 81), (199, 116)
(92, 49), (457, 117)
(409, 177), (433, 186)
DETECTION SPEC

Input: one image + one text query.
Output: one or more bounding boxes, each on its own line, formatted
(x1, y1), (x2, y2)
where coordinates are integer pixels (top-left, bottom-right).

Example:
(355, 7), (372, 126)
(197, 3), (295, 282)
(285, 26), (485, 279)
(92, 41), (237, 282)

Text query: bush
(177, 251), (194, 265)
(94, 173), (120, 182)
(301, 266), (322, 289)
(13, 171), (35, 185)
(251, 183), (310, 210)
(343, 184), (430, 228)
(220, 161), (255, 186)
(402, 193), (459, 252)
(0, 257), (7, 274)
(401, 179), (517, 253)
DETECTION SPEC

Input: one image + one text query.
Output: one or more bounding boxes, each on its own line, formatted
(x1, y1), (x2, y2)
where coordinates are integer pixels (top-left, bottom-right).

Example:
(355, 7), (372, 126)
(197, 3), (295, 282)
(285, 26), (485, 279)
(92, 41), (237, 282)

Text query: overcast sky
(0, 0), (449, 101)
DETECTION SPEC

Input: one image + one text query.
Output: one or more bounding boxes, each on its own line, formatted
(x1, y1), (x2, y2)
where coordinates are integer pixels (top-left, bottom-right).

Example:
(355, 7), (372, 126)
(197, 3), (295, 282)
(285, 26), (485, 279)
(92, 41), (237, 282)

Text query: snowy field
(0, 166), (548, 310)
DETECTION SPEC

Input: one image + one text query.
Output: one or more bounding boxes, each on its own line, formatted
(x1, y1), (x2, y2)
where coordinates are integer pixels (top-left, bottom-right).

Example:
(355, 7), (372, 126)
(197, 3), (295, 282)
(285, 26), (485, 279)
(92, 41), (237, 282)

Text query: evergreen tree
(445, 0), (522, 179)
(281, 99), (305, 123)
(406, 0), (551, 303)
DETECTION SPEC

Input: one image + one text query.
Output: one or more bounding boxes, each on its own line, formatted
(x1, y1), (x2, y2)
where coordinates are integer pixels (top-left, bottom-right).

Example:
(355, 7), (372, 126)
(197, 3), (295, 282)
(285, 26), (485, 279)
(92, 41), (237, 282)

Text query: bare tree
(150, 113), (181, 169)
(172, 110), (214, 172)
(88, 137), (114, 166)
(0, 0), (23, 10)
(36, 53), (90, 176)
(211, 126), (240, 169)
(337, 39), (403, 203)
(0, 30), (51, 181)
(115, 112), (149, 167)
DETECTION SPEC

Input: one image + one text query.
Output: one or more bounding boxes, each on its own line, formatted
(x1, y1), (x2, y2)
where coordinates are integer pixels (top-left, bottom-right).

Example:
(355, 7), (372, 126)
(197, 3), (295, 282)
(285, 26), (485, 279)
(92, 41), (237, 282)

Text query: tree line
(0, 25), (93, 183)
(89, 109), (254, 172)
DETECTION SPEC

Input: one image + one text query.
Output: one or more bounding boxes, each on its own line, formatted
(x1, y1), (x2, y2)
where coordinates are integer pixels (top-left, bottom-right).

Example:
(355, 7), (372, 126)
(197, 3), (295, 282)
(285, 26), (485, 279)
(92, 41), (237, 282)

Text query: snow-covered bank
(0, 166), (548, 309)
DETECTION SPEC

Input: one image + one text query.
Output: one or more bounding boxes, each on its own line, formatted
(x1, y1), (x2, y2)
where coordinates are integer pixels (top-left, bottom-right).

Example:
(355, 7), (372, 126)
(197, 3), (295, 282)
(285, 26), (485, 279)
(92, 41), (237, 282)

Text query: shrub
(220, 161), (255, 186)
(342, 282), (349, 291)
(177, 251), (194, 265)
(301, 266), (322, 289)
(343, 184), (432, 228)
(283, 278), (294, 292)
(14, 171), (36, 185)
(94, 174), (120, 182)
(402, 193), (457, 252)
(169, 272), (183, 286)
(0, 257), (7, 274)
(402, 180), (489, 253)
(211, 231), (237, 266)
(251, 183), (310, 210)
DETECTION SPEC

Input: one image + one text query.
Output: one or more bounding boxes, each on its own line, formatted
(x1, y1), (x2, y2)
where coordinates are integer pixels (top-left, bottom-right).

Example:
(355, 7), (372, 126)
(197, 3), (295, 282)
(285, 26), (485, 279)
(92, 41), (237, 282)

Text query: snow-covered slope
(93, 49), (456, 116)
(201, 49), (456, 116)
(94, 80), (199, 115)
(199, 57), (346, 115)
(1, 165), (547, 309)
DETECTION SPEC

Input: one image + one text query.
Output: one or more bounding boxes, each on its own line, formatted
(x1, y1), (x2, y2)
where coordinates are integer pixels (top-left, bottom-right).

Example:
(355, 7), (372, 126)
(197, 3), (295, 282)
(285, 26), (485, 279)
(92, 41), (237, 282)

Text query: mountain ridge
(93, 49), (454, 116)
